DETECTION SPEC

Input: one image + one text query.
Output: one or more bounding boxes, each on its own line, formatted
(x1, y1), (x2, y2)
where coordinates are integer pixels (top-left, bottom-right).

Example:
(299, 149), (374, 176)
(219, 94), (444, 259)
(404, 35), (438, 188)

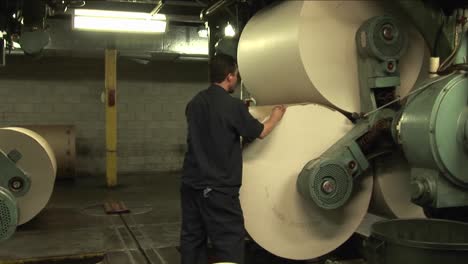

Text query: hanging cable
(433, 13), (446, 56)
(439, 9), (467, 72)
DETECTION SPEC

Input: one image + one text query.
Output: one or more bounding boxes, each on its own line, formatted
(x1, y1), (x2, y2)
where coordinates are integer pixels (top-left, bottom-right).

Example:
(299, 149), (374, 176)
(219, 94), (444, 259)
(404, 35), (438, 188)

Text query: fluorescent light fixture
(74, 9), (166, 20)
(73, 9), (167, 33)
(198, 28), (208, 38)
(173, 43), (209, 55)
(224, 23), (235, 37)
(12, 42), (21, 49)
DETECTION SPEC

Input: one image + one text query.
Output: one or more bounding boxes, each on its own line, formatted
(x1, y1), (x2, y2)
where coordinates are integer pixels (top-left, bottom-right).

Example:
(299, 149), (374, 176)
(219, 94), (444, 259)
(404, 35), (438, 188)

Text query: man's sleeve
(232, 100), (264, 139)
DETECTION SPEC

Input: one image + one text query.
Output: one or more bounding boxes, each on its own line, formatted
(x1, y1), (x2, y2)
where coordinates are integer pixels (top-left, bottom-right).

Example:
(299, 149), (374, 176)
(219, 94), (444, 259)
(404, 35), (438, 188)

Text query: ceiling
(0, 0), (278, 61)
(50, 0), (210, 26)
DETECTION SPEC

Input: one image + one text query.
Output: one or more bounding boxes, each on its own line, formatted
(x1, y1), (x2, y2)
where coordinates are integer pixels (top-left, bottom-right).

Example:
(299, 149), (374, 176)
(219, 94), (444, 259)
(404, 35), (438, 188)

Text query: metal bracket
(456, 107), (468, 152)
(356, 16), (408, 113)
(7, 149), (22, 164)
(346, 142), (370, 177)
(0, 38), (5, 67)
(0, 149), (31, 197)
(297, 122), (372, 209)
(465, 118), (468, 150)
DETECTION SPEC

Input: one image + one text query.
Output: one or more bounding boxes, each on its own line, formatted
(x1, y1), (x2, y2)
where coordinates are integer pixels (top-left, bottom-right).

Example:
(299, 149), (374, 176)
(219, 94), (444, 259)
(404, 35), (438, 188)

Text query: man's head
(210, 54), (239, 93)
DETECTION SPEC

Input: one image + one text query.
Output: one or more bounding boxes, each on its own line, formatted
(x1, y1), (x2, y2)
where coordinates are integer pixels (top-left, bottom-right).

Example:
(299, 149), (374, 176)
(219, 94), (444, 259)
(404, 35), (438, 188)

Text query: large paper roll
(21, 125), (76, 178)
(238, 1), (426, 112)
(248, 105), (274, 122)
(241, 105), (373, 260)
(370, 152), (426, 219)
(0, 128), (57, 225)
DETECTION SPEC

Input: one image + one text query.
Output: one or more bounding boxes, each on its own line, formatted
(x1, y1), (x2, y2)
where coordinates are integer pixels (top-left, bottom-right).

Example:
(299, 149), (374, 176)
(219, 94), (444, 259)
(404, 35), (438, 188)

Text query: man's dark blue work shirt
(182, 84), (264, 194)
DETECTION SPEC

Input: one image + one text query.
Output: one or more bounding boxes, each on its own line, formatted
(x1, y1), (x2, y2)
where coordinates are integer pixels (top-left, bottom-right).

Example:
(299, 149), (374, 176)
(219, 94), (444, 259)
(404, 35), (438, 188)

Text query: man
(180, 54), (286, 264)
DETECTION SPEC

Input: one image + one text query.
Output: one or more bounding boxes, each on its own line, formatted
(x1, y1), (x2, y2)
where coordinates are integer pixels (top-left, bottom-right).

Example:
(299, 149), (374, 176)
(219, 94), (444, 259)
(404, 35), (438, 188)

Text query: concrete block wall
(0, 56), (208, 175)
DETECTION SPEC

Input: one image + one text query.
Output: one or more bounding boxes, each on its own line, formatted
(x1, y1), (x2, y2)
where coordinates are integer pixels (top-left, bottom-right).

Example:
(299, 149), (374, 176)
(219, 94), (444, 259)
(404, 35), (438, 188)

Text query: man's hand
(271, 105), (286, 121)
(259, 105), (287, 139)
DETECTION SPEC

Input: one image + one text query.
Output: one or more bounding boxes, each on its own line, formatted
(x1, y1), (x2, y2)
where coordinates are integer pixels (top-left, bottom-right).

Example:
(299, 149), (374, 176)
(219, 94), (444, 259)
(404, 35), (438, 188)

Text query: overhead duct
(9, 18), (208, 61)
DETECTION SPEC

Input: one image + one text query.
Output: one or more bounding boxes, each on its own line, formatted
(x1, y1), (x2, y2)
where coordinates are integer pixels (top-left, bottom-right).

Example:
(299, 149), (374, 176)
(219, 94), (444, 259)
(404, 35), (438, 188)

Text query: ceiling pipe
(200, 0), (236, 21)
(149, 0), (165, 17)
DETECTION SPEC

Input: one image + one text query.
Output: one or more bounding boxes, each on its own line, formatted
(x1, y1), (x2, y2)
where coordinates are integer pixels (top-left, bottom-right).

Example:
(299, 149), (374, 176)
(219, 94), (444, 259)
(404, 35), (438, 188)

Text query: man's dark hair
(209, 54), (237, 83)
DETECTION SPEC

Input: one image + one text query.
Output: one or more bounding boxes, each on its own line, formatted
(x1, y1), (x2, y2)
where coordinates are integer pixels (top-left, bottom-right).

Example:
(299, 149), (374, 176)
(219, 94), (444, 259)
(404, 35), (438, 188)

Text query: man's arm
(259, 105), (286, 139)
(232, 101), (286, 140)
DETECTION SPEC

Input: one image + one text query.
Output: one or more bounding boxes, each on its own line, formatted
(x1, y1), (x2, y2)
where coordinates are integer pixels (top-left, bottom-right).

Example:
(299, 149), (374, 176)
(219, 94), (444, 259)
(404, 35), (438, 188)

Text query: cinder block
(64, 96), (81, 104)
(76, 103), (101, 113)
(14, 104), (34, 113)
(118, 112), (136, 121)
(144, 103), (162, 113)
(135, 113), (152, 121)
(127, 156), (145, 166)
(0, 104), (14, 112)
(33, 104), (53, 113)
(162, 121), (183, 129)
(151, 112), (172, 121)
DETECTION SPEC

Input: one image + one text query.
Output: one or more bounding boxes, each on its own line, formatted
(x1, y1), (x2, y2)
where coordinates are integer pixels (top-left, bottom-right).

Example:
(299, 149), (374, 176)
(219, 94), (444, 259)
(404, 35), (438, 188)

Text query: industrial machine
(0, 0), (466, 261)
(0, 128), (56, 242)
(200, 0), (468, 218)
(202, 0), (468, 262)
(0, 147), (31, 241)
(297, 8), (468, 215)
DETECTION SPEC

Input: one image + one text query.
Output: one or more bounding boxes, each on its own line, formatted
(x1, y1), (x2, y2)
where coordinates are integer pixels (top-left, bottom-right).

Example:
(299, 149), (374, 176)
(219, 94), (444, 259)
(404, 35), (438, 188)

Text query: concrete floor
(1, 173), (181, 264)
(0, 173), (311, 264)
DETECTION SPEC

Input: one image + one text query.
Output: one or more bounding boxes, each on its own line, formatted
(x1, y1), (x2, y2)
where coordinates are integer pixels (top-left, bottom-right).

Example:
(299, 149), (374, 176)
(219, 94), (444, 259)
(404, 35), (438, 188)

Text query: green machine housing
(397, 73), (468, 208)
(0, 148), (31, 241)
(297, 12), (468, 214)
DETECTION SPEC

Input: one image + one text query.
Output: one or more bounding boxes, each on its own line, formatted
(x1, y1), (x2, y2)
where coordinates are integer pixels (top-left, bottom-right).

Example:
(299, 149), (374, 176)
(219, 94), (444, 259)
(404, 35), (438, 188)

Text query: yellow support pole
(105, 49), (118, 187)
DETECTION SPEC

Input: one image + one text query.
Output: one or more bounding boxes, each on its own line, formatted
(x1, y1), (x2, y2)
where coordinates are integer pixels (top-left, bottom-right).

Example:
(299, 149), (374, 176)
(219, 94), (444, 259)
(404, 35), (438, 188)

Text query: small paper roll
(241, 104), (373, 260)
(0, 128), (57, 225)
